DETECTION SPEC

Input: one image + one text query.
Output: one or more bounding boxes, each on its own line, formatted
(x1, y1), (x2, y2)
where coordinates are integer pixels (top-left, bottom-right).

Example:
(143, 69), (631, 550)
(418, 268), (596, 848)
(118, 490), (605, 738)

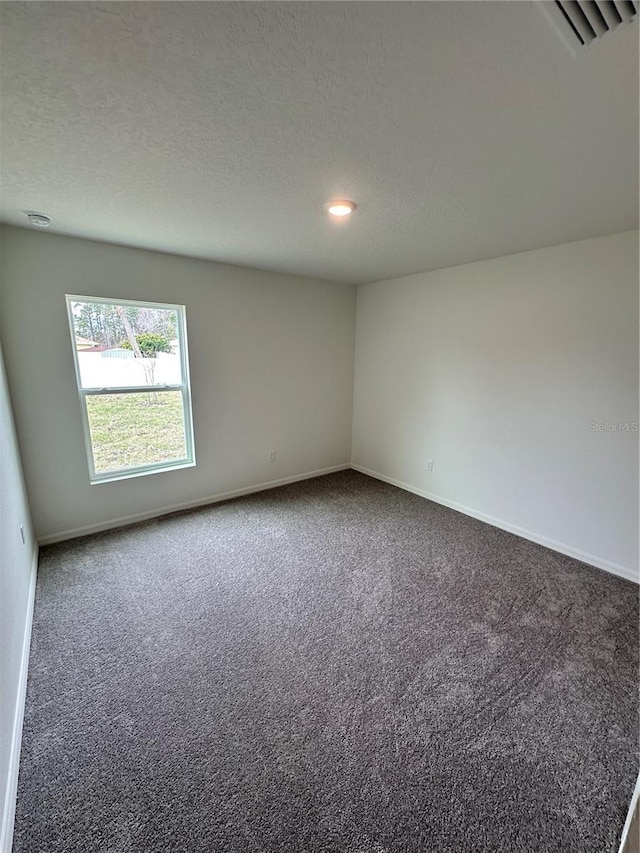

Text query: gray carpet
(14, 470), (639, 852)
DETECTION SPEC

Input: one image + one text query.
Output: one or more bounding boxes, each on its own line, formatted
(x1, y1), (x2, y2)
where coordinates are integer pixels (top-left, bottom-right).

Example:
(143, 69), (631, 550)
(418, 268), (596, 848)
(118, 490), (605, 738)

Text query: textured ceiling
(0, 1), (638, 285)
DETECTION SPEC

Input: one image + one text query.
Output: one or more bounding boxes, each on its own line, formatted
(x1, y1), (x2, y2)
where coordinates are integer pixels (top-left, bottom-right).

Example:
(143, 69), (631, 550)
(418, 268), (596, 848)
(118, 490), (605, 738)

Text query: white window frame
(65, 294), (196, 484)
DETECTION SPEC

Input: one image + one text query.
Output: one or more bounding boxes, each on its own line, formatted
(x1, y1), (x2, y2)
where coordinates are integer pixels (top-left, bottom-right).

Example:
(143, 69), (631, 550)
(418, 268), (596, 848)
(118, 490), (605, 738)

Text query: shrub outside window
(66, 295), (195, 484)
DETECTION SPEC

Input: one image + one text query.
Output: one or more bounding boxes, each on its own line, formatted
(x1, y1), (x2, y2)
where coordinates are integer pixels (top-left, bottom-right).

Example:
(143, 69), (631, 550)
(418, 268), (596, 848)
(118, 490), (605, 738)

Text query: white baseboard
(41, 462), (638, 582)
(0, 543), (38, 853)
(38, 464), (351, 546)
(351, 465), (639, 584)
(619, 771), (640, 853)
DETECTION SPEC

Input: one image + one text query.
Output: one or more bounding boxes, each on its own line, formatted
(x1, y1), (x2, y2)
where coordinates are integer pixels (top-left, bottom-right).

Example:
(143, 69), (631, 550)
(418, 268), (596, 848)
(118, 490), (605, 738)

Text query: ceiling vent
(549, 1), (637, 47)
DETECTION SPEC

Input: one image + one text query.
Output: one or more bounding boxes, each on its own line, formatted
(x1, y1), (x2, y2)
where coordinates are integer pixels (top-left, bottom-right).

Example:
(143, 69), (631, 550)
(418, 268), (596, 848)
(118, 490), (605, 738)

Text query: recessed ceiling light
(25, 211), (51, 227)
(327, 199), (356, 217)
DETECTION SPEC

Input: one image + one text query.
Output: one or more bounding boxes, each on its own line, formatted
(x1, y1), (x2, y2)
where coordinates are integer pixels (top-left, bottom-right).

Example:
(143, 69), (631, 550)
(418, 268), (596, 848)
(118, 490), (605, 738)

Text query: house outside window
(66, 295), (195, 484)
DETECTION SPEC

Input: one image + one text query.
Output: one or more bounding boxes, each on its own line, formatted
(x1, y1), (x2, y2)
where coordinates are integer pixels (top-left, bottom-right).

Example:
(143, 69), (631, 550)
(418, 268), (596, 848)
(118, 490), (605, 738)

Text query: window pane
(86, 391), (188, 475)
(69, 300), (183, 389)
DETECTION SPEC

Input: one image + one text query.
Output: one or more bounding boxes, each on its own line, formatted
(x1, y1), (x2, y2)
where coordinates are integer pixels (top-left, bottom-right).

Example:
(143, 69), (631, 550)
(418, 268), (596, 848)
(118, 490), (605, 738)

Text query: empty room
(0, 2), (638, 852)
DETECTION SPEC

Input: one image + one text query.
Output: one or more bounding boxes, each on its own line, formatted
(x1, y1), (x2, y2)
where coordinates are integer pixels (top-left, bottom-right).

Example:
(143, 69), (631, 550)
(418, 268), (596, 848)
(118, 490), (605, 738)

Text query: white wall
(1, 224), (637, 577)
(352, 231), (639, 579)
(0, 226), (356, 541)
(0, 340), (37, 852)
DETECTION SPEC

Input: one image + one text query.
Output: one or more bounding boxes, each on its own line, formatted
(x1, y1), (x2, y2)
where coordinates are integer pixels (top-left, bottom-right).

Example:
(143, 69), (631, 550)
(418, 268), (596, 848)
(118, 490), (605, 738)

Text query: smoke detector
(25, 211), (52, 227)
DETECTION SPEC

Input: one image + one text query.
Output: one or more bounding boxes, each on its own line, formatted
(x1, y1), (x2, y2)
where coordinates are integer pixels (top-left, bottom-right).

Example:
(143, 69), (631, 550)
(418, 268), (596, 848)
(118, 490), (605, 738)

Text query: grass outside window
(86, 392), (187, 475)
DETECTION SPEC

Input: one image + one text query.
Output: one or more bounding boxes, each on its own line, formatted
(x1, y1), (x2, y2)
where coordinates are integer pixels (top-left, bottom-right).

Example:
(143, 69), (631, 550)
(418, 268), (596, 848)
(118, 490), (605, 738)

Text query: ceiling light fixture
(326, 199), (356, 217)
(25, 211), (51, 227)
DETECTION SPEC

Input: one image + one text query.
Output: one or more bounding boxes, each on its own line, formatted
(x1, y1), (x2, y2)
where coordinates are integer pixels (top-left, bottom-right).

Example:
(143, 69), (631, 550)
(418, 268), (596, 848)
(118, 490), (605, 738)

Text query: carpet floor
(13, 470), (639, 852)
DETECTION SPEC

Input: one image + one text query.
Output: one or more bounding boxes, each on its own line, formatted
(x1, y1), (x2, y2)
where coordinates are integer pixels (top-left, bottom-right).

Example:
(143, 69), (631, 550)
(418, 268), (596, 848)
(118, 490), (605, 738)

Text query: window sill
(90, 458), (196, 485)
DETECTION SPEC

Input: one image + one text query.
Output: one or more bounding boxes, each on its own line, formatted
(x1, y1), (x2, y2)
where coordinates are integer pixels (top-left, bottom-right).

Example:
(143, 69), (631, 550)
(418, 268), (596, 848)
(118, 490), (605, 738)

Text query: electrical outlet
(268, 450), (277, 463)
(426, 459), (434, 472)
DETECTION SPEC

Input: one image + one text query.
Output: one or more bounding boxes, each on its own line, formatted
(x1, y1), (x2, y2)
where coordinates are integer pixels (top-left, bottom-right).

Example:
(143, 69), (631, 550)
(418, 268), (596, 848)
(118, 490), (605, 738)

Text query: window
(66, 295), (195, 484)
